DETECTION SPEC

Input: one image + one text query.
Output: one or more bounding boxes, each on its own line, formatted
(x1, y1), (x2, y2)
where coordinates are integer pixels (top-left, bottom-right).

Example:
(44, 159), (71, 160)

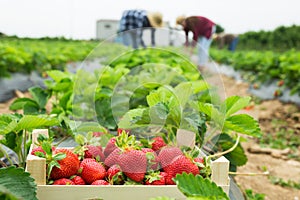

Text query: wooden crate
(26, 129), (230, 200)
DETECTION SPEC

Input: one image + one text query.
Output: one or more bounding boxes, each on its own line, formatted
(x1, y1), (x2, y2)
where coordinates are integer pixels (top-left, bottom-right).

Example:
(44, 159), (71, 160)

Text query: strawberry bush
(210, 48), (300, 97)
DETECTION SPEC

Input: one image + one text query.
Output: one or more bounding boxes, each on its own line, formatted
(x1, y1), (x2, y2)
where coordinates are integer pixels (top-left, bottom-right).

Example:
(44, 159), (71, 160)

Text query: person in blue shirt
(119, 10), (163, 49)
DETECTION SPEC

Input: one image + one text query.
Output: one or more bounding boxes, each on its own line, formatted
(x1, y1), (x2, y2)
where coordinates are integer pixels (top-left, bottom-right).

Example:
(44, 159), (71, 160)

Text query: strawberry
(104, 148), (121, 168)
(91, 180), (110, 185)
(141, 148), (160, 171)
(50, 148), (80, 180)
(151, 136), (166, 152)
(107, 164), (123, 184)
(53, 178), (75, 185)
(158, 147), (183, 170)
(118, 149), (147, 182)
(84, 145), (105, 162)
(79, 161), (106, 184)
(277, 80), (284, 87)
(70, 175), (85, 185)
(163, 155), (200, 185)
(80, 158), (97, 167)
(145, 171), (166, 185)
(103, 137), (117, 157)
(31, 146), (56, 157)
(31, 146), (46, 156)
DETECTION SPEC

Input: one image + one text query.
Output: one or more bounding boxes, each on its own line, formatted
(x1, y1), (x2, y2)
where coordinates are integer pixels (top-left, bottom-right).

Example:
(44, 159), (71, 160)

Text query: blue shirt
(119, 10), (150, 31)
(119, 10), (155, 47)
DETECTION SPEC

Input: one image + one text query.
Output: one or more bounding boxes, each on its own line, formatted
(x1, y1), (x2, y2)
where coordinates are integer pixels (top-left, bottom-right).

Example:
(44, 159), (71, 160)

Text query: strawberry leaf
(223, 96), (251, 117)
(0, 166), (38, 200)
(224, 114), (262, 137)
(173, 173), (229, 200)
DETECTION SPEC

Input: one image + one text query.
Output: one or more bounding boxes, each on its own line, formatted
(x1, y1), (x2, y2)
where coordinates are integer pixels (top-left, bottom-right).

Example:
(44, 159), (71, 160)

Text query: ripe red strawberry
(107, 164), (124, 185)
(118, 149), (147, 182)
(79, 161), (106, 184)
(91, 180), (110, 185)
(103, 137), (117, 157)
(141, 148), (160, 171)
(31, 146), (56, 157)
(151, 137), (167, 152)
(277, 80), (284, 87)
(80, 158), (97, 167)
(145, 172), (166, 185)
(70, 175), (85, 185)
(53, 178), (75, 185)
(84, 145), (105, 162)
(50, 148), (80, 180)
(31, 146), (46, 156)
(104, 148), (121, 168)
(158, 147), (183, 170)
(164, 155), (200, 185)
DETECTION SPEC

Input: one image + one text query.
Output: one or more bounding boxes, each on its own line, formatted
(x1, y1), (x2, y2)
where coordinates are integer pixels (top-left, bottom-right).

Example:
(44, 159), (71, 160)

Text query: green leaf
(118, 108), (150, 129)
(191, 80), (210, 93)
(223, 96), (251, 117)
(0, 166), (38, 200)
(47, 70), (70, 83)
(29, 86), (49, 109)
(73, 122), (107, 133)
(9, 98), (39, 111)
(174, 173), (229, 200)
(174, 82), (193, 108)
(224, 114), (262, 137)
(15, 115), (59, 132)
(198, 103), (225, 128)
(0, 115), (18, 135)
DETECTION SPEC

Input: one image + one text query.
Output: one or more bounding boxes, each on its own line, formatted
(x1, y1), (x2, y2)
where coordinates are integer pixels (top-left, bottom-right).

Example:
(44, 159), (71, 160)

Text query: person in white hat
(119, 10), (163, 49)
(176, 15), (216, 70)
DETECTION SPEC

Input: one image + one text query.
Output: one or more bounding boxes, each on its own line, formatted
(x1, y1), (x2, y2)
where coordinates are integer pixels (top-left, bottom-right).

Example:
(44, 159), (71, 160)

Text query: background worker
(214, 33), (239, 51)
(119, 10), (163, 49)
(176, 15), (216, 70)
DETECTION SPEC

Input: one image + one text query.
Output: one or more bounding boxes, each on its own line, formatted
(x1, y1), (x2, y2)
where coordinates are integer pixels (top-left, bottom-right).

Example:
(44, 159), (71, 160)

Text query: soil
(0, 67), (299, 200)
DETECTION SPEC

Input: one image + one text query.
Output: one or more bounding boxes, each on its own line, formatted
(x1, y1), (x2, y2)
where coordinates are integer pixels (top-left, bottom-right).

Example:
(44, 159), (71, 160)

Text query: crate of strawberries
(26, 129), (230, 200)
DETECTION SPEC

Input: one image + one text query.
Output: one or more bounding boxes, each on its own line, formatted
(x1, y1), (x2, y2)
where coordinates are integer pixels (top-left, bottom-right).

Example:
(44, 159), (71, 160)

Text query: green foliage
(269, 176), (300, 189)
(173, 173), (229, 200)
(211, 133), (247, 171)
(237, 25), (300, 51)
(0, 37), (98, 77)
(198, 96), (261, 137)
(0, 166), (38, 200)
(0, 114), (59, 167)
(210, 48), (300, 97)
(245, 189), (265, 200)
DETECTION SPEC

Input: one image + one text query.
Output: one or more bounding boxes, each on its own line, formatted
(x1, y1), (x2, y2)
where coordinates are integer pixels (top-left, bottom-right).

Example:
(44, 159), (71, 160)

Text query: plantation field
(0, 35), (300, 200)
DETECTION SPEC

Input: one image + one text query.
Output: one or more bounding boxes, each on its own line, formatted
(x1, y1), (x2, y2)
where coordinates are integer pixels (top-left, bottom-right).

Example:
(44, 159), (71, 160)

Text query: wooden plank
(26, 147), (47, 185)
(37, 185), (186, 200)
(211, 156), (230, 186)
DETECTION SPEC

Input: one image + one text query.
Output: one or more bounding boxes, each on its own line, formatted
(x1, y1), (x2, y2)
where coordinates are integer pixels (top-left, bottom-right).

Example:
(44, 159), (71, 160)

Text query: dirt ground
(0, 69), (299, 200)
(204, 70), (300, 200)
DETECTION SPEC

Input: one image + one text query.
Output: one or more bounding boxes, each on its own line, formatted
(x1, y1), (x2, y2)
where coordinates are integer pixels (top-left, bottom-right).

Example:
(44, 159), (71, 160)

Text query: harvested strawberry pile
(31, 130), (207, 186)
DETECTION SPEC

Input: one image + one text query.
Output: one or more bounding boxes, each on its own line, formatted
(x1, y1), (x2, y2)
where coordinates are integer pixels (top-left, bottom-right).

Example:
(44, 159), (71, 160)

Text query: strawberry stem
(207, 135), (240, 159)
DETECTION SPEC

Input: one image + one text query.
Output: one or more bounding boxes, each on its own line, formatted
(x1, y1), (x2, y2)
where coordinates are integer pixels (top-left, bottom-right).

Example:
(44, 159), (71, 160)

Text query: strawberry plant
(0, 114), (59, 167)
